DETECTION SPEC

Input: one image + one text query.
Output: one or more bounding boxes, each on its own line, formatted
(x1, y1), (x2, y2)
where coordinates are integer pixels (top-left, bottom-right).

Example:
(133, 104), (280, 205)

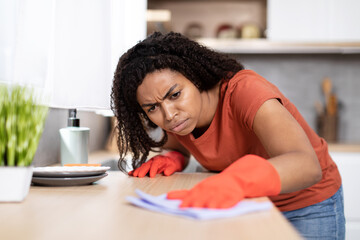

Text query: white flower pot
(0, 166), (33, 202)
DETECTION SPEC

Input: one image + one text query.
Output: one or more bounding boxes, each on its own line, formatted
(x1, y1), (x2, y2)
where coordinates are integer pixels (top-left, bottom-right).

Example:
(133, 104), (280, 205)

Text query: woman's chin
(169, 125), (194, 136)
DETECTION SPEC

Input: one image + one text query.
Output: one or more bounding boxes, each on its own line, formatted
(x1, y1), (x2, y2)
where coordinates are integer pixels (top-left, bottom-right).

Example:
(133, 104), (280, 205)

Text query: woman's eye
(148, 105), (157, 113)
(171, 91), (181, 99)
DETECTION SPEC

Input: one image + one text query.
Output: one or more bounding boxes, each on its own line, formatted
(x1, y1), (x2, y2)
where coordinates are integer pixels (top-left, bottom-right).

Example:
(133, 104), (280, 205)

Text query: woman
(111, 32), (344, 239)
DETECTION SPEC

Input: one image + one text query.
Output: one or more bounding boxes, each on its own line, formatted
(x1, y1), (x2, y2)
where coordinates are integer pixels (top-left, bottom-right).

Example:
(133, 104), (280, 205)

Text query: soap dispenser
(59, 109), (90, 165)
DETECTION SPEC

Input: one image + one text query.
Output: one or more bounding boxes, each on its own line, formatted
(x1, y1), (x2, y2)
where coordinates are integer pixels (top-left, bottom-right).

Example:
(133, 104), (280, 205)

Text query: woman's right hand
(128, 151), (185, 178)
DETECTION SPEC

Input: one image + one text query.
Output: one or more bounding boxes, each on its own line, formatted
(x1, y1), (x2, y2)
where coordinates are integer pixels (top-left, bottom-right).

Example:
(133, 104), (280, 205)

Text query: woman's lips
(170, 119), (188, 133)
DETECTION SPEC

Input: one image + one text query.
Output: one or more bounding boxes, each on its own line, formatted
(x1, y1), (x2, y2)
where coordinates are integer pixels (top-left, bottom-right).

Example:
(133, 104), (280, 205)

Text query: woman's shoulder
(221, 69), (285, 129)
(227, 69), (265, 86)
(222, 69), (270, 97)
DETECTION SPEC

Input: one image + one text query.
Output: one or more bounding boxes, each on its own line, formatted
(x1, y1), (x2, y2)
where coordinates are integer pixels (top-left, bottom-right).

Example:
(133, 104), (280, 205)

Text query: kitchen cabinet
(150, 0), (360, 42)
(330, 150), (360, 240)
(148, 0), (266, 38)
(267, 0), (360, 42)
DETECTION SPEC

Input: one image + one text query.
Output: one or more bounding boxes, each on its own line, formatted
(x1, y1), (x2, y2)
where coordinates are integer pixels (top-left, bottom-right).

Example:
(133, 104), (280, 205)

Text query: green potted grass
(0, 84), (48, 202)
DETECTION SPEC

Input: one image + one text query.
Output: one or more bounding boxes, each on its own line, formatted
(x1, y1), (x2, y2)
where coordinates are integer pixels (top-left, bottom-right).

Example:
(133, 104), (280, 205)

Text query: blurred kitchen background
(1, 0), (359, 161)
(1, 0), (360, 238)
(148, 0), (360, 145)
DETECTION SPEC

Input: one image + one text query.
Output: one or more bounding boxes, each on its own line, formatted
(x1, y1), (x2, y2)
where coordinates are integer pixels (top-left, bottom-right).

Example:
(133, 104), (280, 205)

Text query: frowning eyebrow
(141, 84), (178, 108)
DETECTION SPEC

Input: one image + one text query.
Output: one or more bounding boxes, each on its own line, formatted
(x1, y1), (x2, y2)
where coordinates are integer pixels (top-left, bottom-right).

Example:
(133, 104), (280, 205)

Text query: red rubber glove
(128, 151), (185, 178)
(167, 154), (281, 209)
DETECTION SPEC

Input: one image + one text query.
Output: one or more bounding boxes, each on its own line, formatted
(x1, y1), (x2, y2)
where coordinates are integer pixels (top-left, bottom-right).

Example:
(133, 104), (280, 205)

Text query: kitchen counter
(197, 38), (360, 54)
(0, 172), (302, 240)
(328, 143), (360, 152)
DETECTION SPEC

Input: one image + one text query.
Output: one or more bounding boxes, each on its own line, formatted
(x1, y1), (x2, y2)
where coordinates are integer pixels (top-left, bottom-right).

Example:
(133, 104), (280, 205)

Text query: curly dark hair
(111, 31), (244, 172)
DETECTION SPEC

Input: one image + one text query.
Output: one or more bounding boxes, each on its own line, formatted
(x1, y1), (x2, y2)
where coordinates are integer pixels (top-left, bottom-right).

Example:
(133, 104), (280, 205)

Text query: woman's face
(136, 69), (204, 136)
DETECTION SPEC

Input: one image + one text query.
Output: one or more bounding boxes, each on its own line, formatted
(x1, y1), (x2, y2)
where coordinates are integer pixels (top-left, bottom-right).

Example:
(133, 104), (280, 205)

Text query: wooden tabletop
(0, 171), (302, 240)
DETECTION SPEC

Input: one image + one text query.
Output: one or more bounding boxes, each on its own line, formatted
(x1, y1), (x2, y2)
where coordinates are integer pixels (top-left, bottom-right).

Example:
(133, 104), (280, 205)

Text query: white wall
(0, 0), (147, 109)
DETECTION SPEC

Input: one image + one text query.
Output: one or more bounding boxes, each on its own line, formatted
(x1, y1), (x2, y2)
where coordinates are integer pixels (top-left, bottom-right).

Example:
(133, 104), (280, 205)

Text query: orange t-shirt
(170, 69), (341, 212)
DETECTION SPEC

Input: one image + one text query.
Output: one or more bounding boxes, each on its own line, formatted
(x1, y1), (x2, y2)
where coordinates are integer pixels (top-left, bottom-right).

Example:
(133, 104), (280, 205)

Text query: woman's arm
(253, 99), (322, 193)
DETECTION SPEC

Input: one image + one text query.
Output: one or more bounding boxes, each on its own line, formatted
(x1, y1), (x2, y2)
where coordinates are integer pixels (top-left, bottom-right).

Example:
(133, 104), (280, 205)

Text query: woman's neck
(192, 82), (221, 138)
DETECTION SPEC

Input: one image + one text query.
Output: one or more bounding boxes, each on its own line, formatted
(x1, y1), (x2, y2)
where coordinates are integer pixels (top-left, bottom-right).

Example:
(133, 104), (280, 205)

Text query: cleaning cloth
(126, 189), (272, 220)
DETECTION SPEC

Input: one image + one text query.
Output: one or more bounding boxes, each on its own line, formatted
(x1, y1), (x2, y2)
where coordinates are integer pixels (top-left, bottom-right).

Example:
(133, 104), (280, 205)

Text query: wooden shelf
(197, 38), (360, 54)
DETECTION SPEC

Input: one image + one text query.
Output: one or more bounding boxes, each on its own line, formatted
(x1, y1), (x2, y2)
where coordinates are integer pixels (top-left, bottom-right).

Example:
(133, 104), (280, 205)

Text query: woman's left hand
(128, 151), (185, 178)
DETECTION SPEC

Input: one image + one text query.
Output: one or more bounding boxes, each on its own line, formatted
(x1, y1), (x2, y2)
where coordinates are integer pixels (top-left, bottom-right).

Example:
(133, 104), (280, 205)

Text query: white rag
(126, 189), (272, 220)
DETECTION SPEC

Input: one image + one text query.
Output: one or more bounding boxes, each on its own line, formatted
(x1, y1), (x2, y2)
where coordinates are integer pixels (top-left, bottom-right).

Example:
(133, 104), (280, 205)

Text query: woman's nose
(162, 102), (176, 121)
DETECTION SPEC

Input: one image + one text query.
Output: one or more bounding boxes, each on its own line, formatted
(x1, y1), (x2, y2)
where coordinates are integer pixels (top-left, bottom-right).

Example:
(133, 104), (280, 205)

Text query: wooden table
(0, 172), (302, 240)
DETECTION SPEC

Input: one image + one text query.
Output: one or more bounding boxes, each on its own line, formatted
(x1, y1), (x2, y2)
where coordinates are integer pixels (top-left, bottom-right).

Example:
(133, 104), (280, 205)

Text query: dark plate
(31, 173), (108, 186)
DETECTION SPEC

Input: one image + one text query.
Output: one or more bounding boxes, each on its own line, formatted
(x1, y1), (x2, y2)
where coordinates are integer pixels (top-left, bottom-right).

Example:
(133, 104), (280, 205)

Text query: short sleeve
(229, 71), (284, 131)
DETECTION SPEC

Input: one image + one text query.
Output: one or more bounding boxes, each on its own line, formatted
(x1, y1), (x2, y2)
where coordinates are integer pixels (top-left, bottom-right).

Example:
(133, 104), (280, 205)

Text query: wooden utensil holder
(316, 113), (338, 143)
